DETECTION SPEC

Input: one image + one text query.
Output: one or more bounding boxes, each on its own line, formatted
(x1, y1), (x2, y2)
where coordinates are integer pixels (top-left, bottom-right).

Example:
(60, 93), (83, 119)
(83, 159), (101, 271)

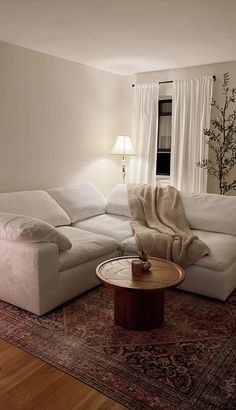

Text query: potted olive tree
(197, 73), (236, 195)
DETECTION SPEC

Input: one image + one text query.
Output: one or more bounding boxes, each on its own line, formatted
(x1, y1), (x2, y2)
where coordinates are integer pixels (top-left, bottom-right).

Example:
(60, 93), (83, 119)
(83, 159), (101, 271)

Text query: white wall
(0, 40), (133, 195)
(137, 61), (236, 194)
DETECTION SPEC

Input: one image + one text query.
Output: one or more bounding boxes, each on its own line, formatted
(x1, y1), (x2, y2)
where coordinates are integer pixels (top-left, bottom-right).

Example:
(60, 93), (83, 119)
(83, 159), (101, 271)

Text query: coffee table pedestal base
(114, 288), (164, 330)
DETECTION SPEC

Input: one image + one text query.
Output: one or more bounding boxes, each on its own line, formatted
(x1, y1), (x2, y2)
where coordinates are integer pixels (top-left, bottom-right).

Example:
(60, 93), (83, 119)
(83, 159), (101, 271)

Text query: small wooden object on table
(96, 256), (185, 330)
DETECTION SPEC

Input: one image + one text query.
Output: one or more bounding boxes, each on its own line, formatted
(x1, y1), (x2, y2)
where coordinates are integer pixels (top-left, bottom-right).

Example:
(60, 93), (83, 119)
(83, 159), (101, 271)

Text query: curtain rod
(131, 75), (216, 87)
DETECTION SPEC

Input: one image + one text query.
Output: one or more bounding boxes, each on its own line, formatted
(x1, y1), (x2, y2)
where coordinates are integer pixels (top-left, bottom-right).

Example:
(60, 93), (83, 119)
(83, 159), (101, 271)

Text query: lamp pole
(122, 155), (126, 183)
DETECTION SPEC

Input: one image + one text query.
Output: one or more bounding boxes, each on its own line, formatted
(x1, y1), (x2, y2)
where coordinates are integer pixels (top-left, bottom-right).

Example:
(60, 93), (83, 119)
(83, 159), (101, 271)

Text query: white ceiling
(0, 0), (236, 75)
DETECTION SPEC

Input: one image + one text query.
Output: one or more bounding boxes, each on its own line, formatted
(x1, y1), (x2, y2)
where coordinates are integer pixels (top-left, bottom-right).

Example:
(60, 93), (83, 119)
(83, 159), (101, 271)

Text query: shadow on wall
(65, 158), (121, 195)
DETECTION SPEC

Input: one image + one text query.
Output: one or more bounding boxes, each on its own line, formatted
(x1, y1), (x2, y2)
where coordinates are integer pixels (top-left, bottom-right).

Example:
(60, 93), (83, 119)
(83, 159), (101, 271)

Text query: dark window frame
(156, 99), (172, 176)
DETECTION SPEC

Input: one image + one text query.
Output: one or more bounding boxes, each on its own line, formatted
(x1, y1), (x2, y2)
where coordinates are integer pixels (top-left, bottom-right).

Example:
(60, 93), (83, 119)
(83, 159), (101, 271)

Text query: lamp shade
(110, 135), (134, 156)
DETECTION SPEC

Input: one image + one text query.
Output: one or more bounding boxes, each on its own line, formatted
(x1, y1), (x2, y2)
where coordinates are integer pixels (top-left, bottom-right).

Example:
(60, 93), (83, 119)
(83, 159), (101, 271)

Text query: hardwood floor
(0, 338), (127, 410)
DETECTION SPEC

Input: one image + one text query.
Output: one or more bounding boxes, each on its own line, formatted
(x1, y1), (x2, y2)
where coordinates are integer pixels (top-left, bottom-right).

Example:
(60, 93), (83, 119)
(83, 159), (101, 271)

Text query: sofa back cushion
(0, 190), (70, 226)
(47, 183), (106, 223)
(106, 184), (131, 217)
(180, 191), (236, 235)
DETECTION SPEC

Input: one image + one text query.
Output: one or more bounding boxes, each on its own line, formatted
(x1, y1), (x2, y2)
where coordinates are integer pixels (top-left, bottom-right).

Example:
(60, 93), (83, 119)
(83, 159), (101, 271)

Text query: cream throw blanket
(127, 184), (208, 267)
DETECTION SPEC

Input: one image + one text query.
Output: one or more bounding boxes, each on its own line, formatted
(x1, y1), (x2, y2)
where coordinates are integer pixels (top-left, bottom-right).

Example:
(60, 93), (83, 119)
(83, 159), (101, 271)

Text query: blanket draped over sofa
(127, 183), (208, 267)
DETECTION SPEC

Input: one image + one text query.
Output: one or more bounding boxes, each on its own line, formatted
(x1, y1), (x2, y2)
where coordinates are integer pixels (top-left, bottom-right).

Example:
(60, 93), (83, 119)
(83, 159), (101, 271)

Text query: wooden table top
(96, 256), (185, 292)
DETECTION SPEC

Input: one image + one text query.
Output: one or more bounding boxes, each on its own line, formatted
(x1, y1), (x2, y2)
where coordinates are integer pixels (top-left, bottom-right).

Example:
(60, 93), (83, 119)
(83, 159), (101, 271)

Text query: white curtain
(129, 82), (159, 184)
(170, 76), (213, 193)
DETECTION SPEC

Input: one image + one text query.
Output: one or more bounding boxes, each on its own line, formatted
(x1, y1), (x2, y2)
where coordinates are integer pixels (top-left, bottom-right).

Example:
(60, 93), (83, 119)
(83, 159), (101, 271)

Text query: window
(156, 99), (172, 176)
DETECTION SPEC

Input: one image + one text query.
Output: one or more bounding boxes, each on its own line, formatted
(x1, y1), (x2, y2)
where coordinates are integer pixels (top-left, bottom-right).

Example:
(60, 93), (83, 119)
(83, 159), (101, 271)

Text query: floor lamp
(110, 135), (135, 183)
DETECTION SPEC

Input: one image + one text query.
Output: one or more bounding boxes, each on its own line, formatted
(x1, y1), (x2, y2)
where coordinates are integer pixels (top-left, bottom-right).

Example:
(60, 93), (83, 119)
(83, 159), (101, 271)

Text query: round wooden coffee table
(96, 256), (185, 330)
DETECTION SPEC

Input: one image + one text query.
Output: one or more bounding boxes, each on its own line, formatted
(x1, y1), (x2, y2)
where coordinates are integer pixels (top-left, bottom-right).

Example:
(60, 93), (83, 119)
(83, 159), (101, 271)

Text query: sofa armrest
(0, 240), (59, 315)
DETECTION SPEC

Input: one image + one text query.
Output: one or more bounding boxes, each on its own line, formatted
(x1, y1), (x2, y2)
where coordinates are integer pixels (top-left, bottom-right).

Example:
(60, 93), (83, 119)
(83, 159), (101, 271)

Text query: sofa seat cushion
(0, 190), (70, 227)
(48, 184), (106, 223)
(57, 226), (120, 271)
(122, 230), (236, 272)
(178, 260), (236, 301)
(73, 214), (133, 243)
(122, 236), (137, 255)
(192, 230), (236, 271)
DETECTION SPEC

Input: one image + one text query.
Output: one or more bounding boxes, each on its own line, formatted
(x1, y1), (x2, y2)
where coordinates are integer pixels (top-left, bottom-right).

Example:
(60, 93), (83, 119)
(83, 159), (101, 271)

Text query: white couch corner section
(0, 241), (59, 315)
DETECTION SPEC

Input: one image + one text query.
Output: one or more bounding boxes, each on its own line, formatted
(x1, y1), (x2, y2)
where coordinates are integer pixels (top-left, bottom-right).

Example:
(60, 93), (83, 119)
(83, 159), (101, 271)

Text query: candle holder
(131, 260), (143, 276)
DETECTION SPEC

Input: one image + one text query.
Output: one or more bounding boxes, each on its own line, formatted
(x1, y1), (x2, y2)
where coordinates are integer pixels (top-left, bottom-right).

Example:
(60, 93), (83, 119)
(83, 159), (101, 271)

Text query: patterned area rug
(0, 287), (236, 409)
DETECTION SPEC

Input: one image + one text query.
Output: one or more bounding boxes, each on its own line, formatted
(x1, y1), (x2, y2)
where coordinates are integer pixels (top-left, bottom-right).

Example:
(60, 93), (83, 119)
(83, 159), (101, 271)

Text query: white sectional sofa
(0, 183), (235, 315)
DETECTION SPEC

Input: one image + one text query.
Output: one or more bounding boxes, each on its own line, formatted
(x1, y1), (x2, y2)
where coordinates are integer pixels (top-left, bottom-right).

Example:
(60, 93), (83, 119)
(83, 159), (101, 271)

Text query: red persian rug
(0, 287), (236, 409)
